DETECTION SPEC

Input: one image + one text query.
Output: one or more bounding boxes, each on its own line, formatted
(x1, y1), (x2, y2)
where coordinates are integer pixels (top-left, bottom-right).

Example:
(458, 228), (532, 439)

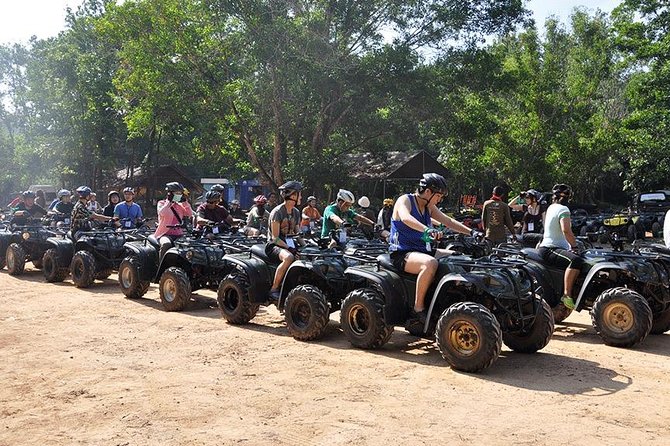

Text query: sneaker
(561, 295), (576, 310)
(268, 289), (280, 305)
(411, 308), (428, 325)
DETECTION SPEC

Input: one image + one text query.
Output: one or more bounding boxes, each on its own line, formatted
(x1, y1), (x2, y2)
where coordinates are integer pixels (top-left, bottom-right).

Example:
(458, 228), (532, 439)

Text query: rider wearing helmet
(377, 198), (394, 231)
(102, 191), (121, 217)
(228, 198), (246, 219)
(300, 195), (321, 233)
(266, 180), (303, 302)
(49, 189), (74, 215)
(539, 183), (582, 311)
(71, 186), (115, 238)
(11, 190), (47, 226)
(389, 173), (476, 324)
(210, 184), (229, 210)
(481, 185), (517, 245)
(114, 187), (144, 229)
(195, 190), (234, 231)
(321, 189), (375, 238)
(155, 182), (194, 258)
(245, 194), (270, 236)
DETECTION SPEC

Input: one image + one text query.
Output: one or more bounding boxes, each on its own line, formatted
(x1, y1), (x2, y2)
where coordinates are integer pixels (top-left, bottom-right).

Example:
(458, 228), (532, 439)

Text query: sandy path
(0, 268), (669, 445)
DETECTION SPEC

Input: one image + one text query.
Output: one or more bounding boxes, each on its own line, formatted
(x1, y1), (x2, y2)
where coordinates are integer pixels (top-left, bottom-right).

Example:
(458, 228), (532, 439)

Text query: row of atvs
(1, 214), (669, 373)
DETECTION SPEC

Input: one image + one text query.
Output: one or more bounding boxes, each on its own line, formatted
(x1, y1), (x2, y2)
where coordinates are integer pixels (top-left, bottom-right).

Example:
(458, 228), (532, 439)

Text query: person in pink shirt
(155, 182), (193, 259)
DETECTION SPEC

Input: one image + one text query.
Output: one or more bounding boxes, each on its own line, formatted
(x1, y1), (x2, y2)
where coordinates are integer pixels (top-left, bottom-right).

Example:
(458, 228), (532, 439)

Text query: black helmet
(522, 189), (541, 201)
(278, 180), (303, 198)
(419, 173), (447, 194)
(210, 184), (225, 193)
(76, 186), (92, 198)
(22, 190), (36, 199)
(205, 190), (221, 201)
(165, 182), (184, 193)
(552, 183), (572, 199)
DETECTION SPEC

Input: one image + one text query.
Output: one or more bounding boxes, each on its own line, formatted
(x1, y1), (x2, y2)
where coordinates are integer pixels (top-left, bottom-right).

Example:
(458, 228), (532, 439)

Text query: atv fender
(426, 273), (489, 333)
(575, 262), (625, 309)
(0, 231), (13, 256)
(124, 241), (158, 282)
(344, 266), (407, 325)
(223, 254), (274, 304)
(280, 261), (327, 309)
(156, 248), (192, 280)
(45, 236), (74, 267)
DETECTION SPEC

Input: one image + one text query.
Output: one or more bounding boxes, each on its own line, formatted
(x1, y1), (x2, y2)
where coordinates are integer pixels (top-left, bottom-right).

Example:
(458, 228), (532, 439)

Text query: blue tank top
(389, 194), (432, 253)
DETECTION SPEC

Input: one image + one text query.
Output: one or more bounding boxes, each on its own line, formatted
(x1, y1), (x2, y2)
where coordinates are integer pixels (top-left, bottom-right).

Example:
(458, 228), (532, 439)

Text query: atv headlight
(186, 250), (194, 260)
(22, 232), (30, 240)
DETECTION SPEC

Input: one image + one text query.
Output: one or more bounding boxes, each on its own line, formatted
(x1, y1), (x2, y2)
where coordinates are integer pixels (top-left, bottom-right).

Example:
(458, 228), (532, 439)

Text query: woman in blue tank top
(389, 173), (477, 324)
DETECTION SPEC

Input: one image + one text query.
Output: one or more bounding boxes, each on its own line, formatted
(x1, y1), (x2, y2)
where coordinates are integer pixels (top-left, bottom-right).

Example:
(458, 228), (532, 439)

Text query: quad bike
(217, 235), (388, 341)
(339, 244), (554, 373)
(118, 222), (262, 311)
(0, 217), (68, 276)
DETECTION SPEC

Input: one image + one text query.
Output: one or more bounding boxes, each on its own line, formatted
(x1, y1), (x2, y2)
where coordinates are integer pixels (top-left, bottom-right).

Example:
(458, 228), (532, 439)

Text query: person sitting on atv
(538, 183), (582, 310)
(389, 173), (477, 324)
(266, 181), (303, 303)
(664, 208), (670, 248)
(321, 189), (375, 244)
(102, 191), (121, 217)
(482, 186), (517, 245)
(210, 184), (229, 210)
(114, 187), (144, 229)
(48, 189), (74, 227)
(71, 186), (116, 239)
(11, 190), (48, 226)
(195, 190), (234, 233)
(245, 195), (270, 237)
(228, 199), (246, 220)
(300, 195), (322, 234)
(155, 182), (193, 259)
(377, 198), (394, 241)
(509, 189), (545, 235)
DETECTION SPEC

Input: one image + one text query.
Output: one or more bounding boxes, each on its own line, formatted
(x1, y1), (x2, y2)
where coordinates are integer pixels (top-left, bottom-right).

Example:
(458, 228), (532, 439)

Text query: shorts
(264, 243), (286, 263)
(538, 246), (584, 270)
(389, 249), (435, 272)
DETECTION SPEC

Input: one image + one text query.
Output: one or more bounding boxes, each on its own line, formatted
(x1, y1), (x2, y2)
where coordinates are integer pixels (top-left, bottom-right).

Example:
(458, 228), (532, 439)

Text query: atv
(338, 247), (554, 373)
(118, 223), (261, 311)
(217, 235), (388, 341)
(495, 244), (665, 348)
(0, 217), (69, 276)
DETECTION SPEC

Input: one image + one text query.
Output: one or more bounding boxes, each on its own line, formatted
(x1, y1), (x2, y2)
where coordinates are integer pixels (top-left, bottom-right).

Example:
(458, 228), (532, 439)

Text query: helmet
(108, 190), (120, 200)
(552, 183), (572, 199)
(419, 173), (448, 194)
(231, 199), (240, 205)
(336, 189), (355, 204)
(210, 184), (225, 193)
(123, 187), (135, 194)
(205, 190), (221, 201)
(76, 186), (92, 198)
(278, 180), (303, 198)
(307, 196), (316, 202)
(254, 195), (268, 205)
(358, 196), (370, 208)
(165, 182), (184, 193)
(522, 189), (540, 200)
(57, 189), (71, 199)
(22, 190), (36, 199)
(383, 198), (394, 206)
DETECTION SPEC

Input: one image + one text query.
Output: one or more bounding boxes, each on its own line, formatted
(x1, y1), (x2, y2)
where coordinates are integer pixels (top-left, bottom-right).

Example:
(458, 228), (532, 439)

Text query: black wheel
(503, 298), (554, 353)
(650, 307), (670, 334)
(6, 243), (26, 276)
(42, 248), (69, 282)
(118, 256), (150, 298)
(0, 254), (5, 269)
(591, 287), (652, 347)
(71, 251), (96, 288)
(32, 258), (43, 269)
(159, 267), (191, 311)
(216, 271), (259, 324)
(95, 268), (113, 280)
(340, 288), (393, 349)
(435, 302), (502, 373)
(284, 285), (330, 341)
(552, 302), (573, 324)
(597, 226), (609, 244)
(651, 222), (661, 239)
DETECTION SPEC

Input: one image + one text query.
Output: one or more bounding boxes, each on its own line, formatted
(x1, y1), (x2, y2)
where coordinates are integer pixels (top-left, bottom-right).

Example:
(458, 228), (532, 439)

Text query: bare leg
(403, 252), (438, 311)
(271, 249), (295, 291)
(564, 267), (580, 297)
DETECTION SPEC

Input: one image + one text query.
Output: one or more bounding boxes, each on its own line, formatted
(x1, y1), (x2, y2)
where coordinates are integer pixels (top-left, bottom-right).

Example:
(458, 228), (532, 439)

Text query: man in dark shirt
(482, 185), (517, 245)
(195, 190), (234, 232)
(49, 189), (75, 227)
(11, 191), (47, 226)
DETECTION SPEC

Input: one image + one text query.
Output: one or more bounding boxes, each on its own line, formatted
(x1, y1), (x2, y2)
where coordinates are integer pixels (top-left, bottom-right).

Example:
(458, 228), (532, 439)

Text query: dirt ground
(1, 267), (669, 446)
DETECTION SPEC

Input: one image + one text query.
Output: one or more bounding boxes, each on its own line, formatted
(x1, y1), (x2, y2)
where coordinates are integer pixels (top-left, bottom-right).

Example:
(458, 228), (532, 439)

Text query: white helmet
(357, 196), (370, 208)
(337, 189), (355, 204)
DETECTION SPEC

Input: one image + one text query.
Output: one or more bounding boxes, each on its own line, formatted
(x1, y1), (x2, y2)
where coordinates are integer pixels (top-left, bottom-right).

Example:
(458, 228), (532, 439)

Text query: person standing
(482, 186), (517, 245)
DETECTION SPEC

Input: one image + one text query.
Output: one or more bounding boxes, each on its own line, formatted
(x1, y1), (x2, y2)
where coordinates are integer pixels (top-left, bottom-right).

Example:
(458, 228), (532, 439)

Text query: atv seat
(377, 253), (416, 278)
(520, 248), (544, 263)
(146, 235), (161, 249)
(251, 243), (279, 264)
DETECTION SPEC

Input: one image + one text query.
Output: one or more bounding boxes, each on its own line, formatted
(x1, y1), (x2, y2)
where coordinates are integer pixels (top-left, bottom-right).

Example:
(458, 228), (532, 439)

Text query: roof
(113, 165), (205, 194)
(347, 150), (450, 180)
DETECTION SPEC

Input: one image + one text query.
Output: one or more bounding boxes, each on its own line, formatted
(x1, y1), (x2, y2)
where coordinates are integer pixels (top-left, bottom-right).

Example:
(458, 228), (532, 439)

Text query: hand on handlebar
(470, 229), (484, 239)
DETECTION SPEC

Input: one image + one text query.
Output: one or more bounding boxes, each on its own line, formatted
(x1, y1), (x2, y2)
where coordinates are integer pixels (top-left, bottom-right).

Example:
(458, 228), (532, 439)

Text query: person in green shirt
(321, 189), (375, 241)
